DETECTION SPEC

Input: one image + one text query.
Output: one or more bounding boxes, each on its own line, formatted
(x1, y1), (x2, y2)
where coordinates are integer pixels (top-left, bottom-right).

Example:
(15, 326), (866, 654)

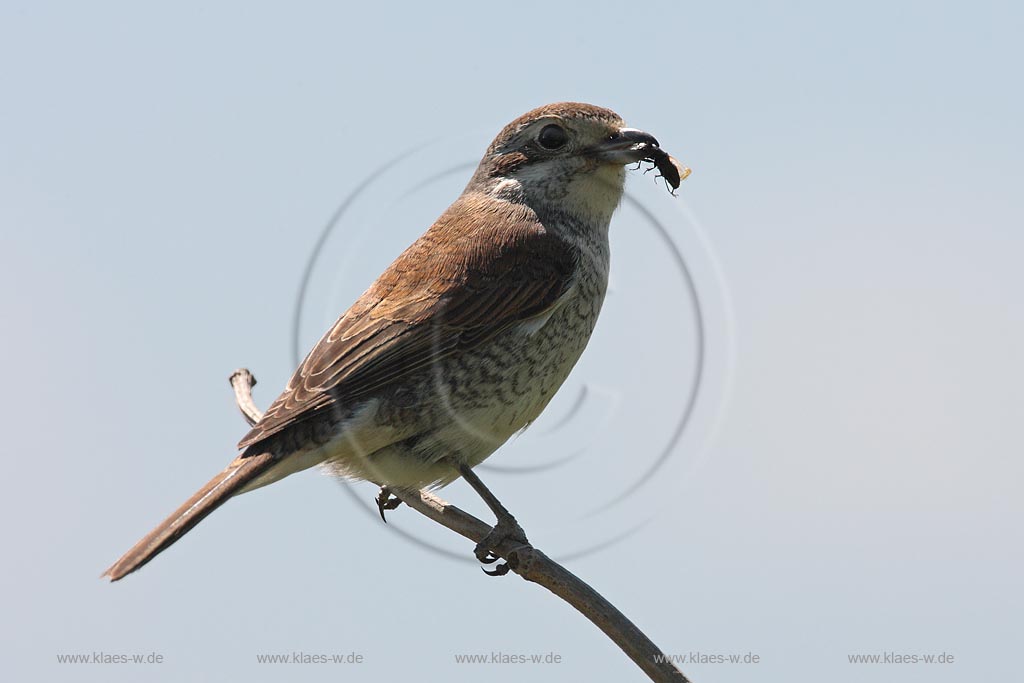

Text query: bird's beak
(588, 128), (662, 164)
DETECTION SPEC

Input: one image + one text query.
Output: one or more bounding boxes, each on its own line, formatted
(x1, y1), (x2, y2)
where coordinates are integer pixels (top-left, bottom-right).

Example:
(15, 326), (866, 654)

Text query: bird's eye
(537, 124), (568, 150)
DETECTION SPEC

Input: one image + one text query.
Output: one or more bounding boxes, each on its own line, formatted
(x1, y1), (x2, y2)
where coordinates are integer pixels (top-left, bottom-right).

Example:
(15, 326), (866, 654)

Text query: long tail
(102, 452), (277, 581)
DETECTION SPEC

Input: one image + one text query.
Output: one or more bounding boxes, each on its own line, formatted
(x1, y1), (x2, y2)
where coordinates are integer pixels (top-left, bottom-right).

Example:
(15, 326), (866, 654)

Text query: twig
(229, 369), (690, 682)
(228, 369), (260, 426)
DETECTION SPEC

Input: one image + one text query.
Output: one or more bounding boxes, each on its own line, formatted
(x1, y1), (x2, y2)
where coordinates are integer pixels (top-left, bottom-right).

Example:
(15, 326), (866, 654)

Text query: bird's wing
(238, 197), (579, 450)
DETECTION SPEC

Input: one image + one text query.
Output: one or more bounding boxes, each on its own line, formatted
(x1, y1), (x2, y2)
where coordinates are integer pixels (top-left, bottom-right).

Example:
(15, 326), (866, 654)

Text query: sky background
(2, 1), (1021, 681)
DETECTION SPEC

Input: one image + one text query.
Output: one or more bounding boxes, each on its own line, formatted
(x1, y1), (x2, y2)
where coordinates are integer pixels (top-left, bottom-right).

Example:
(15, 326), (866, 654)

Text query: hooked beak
(588, 127), (662, 164)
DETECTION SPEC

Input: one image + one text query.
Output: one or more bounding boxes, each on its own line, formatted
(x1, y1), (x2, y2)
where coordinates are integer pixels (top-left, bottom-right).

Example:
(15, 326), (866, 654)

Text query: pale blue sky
(2, 2), (1021, 681)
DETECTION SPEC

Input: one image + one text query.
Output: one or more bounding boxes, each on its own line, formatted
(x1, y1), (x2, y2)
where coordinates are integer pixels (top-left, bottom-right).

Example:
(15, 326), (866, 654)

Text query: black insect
(644, 146), (690, 194)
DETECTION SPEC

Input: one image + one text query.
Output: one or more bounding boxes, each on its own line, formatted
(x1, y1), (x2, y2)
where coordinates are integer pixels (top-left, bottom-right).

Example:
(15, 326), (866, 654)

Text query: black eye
(537, 124), (568, 150)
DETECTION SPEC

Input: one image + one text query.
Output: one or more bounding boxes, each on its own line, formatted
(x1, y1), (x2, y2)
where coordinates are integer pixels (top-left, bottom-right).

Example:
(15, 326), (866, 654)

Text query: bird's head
(467, 102), (675, 228)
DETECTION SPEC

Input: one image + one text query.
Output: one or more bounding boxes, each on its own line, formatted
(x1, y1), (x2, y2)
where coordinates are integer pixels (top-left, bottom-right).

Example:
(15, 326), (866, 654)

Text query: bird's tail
(102, 451), (277, 581)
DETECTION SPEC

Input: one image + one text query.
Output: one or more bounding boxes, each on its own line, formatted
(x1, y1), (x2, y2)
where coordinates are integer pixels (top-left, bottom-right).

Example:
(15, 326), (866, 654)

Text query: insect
(645, 146), (691, 194)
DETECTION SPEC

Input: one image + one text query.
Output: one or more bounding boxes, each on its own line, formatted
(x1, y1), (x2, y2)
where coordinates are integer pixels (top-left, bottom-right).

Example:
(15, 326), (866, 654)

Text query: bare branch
(229, 369), (261, 426)
(229, 368), (690, 683)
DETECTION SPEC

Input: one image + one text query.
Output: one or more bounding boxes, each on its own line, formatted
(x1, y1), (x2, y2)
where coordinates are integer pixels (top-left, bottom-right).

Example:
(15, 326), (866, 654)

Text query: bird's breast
(447, 239), (610, 436)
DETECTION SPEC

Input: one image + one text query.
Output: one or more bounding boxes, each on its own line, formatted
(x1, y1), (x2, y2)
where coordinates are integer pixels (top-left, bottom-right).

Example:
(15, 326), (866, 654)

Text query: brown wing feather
(238, 195), (579, 450)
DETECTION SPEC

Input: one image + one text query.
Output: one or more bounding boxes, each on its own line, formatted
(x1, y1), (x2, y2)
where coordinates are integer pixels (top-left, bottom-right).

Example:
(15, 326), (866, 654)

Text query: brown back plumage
(238, 195), (579, 449)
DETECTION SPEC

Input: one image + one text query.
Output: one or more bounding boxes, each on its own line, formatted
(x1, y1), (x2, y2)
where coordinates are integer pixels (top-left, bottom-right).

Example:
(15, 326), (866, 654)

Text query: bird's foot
(375, 486), (403, 522)
(475, 514), (530, 577)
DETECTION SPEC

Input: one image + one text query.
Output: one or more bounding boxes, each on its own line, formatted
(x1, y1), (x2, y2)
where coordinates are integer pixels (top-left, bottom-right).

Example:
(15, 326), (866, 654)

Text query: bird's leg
(457, 464), (530, 576)
(375, 486), (403, 522)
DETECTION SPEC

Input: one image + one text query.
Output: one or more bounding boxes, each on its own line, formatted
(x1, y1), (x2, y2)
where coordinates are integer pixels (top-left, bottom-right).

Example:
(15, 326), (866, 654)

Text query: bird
(103, 102), (686, 581)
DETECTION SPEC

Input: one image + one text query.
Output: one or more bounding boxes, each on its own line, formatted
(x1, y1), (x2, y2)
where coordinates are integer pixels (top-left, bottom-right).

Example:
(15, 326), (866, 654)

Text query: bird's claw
(476, 548), (501, 564)
(375, 486), (403, 522)
(473, 516), (529, 577)
(482, 563), (511, 577)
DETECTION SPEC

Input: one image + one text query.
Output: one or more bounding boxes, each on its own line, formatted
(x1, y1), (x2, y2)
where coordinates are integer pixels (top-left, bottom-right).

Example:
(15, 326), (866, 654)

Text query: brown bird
(103, 102), (686, 581)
